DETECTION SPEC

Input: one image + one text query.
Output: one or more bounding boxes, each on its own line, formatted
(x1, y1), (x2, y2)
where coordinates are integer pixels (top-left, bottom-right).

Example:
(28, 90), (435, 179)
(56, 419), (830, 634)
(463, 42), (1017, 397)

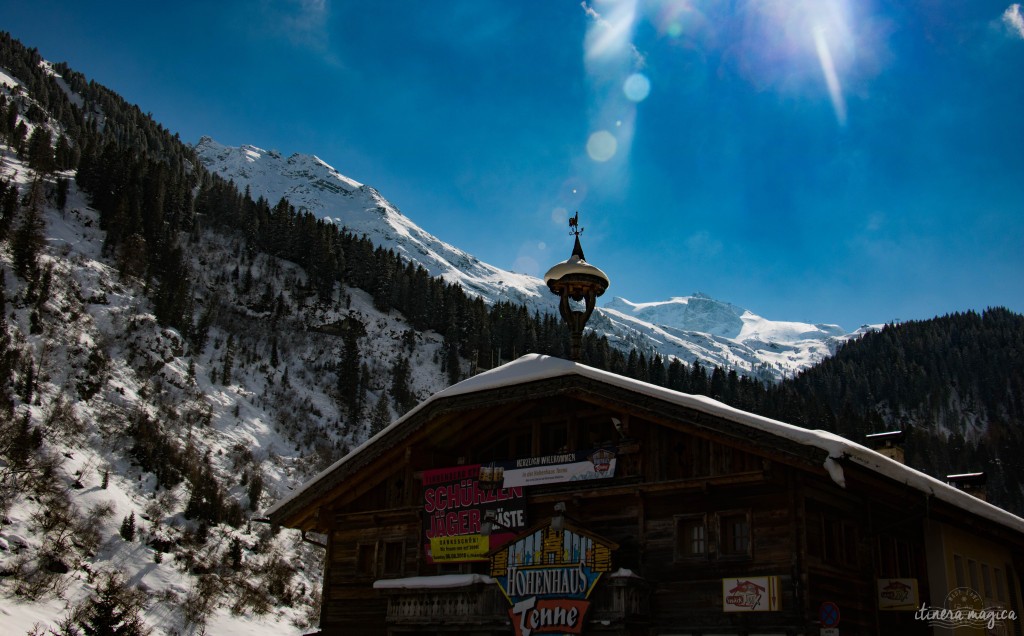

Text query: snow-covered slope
(195, 137), (555, 313)
(596, 295), (862, 380)
(0, 87), (447, 634)
(195, 138), (870, 381)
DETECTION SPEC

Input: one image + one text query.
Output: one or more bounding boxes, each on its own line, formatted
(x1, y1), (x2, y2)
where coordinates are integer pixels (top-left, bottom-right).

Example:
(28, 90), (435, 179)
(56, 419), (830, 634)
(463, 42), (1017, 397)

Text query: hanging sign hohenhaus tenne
(490, 521), (617, 636)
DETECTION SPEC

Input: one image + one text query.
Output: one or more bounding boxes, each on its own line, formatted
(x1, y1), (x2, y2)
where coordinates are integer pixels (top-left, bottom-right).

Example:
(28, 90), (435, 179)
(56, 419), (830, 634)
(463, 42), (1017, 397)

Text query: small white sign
(877, 578), (919, 611)
(722, 576), (781, 612)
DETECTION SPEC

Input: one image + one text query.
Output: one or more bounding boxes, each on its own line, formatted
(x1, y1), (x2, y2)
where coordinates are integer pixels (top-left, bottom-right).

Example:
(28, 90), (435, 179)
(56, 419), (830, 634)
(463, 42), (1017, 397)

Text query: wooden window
(356, 543), (376, 577)
(841, 521), (858, 565)
(542, 422), (568, 454)
(968, 559), (980, 591)
(896, 538), (913, 576)
(383, 540), (404, 575)
(386, 473), (407, 508)
(954, 554), (965, 587)
(513, 431), (531, 458)
(806, 512), (823, 558)
(876, 536), (897, 577)
(806, 503), (858, 568)
(719, 511), (751, 557)
(580, 417), (618, 448)
(876, 536), (919, 578)
(995, 567), (1006, 602)
(982, 563), (992, 599)
(476, 435), (505, 464)
(675, 515), (707, 560)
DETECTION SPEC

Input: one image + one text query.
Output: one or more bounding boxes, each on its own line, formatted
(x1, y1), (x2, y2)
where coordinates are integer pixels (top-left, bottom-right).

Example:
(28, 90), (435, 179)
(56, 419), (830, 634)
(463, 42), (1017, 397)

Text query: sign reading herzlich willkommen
(490, 520), (618, 636)
(486, 447), (617, 489)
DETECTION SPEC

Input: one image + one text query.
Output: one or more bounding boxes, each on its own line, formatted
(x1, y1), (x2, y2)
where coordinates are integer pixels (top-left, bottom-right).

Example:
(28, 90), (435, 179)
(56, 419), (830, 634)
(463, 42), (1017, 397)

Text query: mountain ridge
(195, 137), (869, 381)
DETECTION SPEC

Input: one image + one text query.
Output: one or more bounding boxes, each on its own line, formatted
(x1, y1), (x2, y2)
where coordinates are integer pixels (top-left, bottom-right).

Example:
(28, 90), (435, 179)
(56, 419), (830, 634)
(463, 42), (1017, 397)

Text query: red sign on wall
(421, 464), (527, 563)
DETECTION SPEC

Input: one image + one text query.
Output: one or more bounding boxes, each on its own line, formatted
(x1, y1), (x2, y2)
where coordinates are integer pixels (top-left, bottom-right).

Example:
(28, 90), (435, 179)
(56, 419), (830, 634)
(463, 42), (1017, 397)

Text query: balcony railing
(375, 575), (506, 627)
(374, 571), (650, 630)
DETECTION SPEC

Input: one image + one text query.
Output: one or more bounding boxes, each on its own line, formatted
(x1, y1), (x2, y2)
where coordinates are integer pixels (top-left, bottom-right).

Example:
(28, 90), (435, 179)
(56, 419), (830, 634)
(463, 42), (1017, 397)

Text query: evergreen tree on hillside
(76, 572), (150, 636)
(26, 126), (53, 174)
(337, 318), (365, 421)
(11, 179), (46, 278)
(390, 356), (415, 414)
(371, 391), (391, 435)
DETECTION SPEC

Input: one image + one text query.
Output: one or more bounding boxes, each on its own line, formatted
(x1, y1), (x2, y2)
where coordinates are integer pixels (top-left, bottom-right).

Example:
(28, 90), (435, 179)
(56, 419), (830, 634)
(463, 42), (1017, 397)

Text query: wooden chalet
(266, 353), (1024, 636)
(269, 226), (1024, 635)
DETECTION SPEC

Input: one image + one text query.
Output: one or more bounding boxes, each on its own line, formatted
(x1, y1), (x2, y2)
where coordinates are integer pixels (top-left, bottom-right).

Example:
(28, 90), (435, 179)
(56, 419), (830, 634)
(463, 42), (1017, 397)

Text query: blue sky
(3, 0), (1023, 329)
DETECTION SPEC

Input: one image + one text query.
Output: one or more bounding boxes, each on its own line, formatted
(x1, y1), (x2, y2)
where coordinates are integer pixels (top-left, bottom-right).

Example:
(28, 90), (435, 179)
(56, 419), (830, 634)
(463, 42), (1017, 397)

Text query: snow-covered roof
(268, 354), (1024, 534)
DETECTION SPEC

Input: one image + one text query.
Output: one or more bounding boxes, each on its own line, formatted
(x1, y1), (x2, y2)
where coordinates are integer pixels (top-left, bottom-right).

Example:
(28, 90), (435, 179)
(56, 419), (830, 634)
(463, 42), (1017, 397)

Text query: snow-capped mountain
(595, 295), (868, 381)
(195, 137), (555, 313)
(196, 138), (868, 381)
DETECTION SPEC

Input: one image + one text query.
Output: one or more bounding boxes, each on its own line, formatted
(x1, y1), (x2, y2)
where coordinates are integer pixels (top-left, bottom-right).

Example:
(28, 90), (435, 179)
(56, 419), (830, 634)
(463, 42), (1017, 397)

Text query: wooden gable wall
(287, 376), (1023, 636)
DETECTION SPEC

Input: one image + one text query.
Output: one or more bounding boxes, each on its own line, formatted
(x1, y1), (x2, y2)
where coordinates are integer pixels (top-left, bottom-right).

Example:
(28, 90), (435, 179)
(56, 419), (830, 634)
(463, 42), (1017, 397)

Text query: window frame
(718, 509), (752, 559)
(674, 513), (709, 562)
(355, 541), (377, 578)
(383, 539), (405, 576)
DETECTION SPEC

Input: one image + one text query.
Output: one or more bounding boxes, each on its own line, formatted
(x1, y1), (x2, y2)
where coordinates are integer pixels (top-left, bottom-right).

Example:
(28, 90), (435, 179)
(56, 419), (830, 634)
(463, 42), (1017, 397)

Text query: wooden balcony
(374, 575), (507, 630)
(373, 571), (650, 633)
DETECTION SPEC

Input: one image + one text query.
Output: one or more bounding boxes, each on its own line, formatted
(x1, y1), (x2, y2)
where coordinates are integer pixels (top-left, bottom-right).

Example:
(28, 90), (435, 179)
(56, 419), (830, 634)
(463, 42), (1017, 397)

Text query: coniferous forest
(0, 29), (1023, 634)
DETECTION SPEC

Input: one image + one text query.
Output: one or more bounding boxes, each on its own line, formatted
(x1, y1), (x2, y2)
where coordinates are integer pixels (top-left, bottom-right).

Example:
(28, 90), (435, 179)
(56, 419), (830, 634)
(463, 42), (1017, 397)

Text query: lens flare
(583, 0), (639, 62)
(623, 72), (651, 101)
(512, 255), (540, 276)
(813, 25), (847, 126)
(558, 177), (587, 203)
(587, 130), (618, 162)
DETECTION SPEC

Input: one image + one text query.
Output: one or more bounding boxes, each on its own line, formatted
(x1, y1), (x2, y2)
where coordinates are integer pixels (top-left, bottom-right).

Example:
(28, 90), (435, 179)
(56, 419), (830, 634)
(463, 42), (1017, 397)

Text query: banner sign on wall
(722, 576), (782, 612)
(486, 447), (617, 489)
(421, 464), (527, 563)
(490, 521), (617, 636)
(877, 578), (919, 611)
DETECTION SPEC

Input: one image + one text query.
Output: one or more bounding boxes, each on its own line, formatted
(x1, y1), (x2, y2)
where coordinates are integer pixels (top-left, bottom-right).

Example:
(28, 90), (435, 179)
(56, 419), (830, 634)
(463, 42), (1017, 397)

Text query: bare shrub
(181, 574), (223, 629)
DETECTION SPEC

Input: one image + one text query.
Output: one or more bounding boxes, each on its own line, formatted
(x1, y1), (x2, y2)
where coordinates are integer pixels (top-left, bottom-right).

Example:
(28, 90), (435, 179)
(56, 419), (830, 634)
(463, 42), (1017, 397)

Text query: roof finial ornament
(569, 211), (582, 236)
(543, 211), (610, 362)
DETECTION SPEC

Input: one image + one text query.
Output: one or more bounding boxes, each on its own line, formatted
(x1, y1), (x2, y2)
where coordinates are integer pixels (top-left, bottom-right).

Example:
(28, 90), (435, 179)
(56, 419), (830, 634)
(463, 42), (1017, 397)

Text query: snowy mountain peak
(196, 138), (866, 381)
(195, 136), (363, 195)
(604, 295), (747, 338)
(194, 138), (552, 311)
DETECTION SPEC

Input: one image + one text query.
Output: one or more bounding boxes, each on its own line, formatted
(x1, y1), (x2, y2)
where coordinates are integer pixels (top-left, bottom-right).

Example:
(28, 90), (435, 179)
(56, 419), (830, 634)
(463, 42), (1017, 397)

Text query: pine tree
(370, 391), (391, 435)
(77, 572), (150, 636)
(246, 469), (263, 511)
(338, 319), (365, 418)
(221, 334), (235, 385)
(55, 176), (69, 210)
(25, 126), (53, 173)
(228, 537), (243, 570)
(0, 180), (18, 240)
(119, 512), (136, 542)
(390, 356), (414, 414)
(11, 179), (46, 278)
(269, 337), (280, 367)
(0, 272), (14, 416)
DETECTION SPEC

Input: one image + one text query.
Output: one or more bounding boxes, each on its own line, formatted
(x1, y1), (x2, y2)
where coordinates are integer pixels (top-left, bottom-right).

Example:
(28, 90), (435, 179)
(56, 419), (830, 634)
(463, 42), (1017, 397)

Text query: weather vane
(569, 211), (584, 237)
